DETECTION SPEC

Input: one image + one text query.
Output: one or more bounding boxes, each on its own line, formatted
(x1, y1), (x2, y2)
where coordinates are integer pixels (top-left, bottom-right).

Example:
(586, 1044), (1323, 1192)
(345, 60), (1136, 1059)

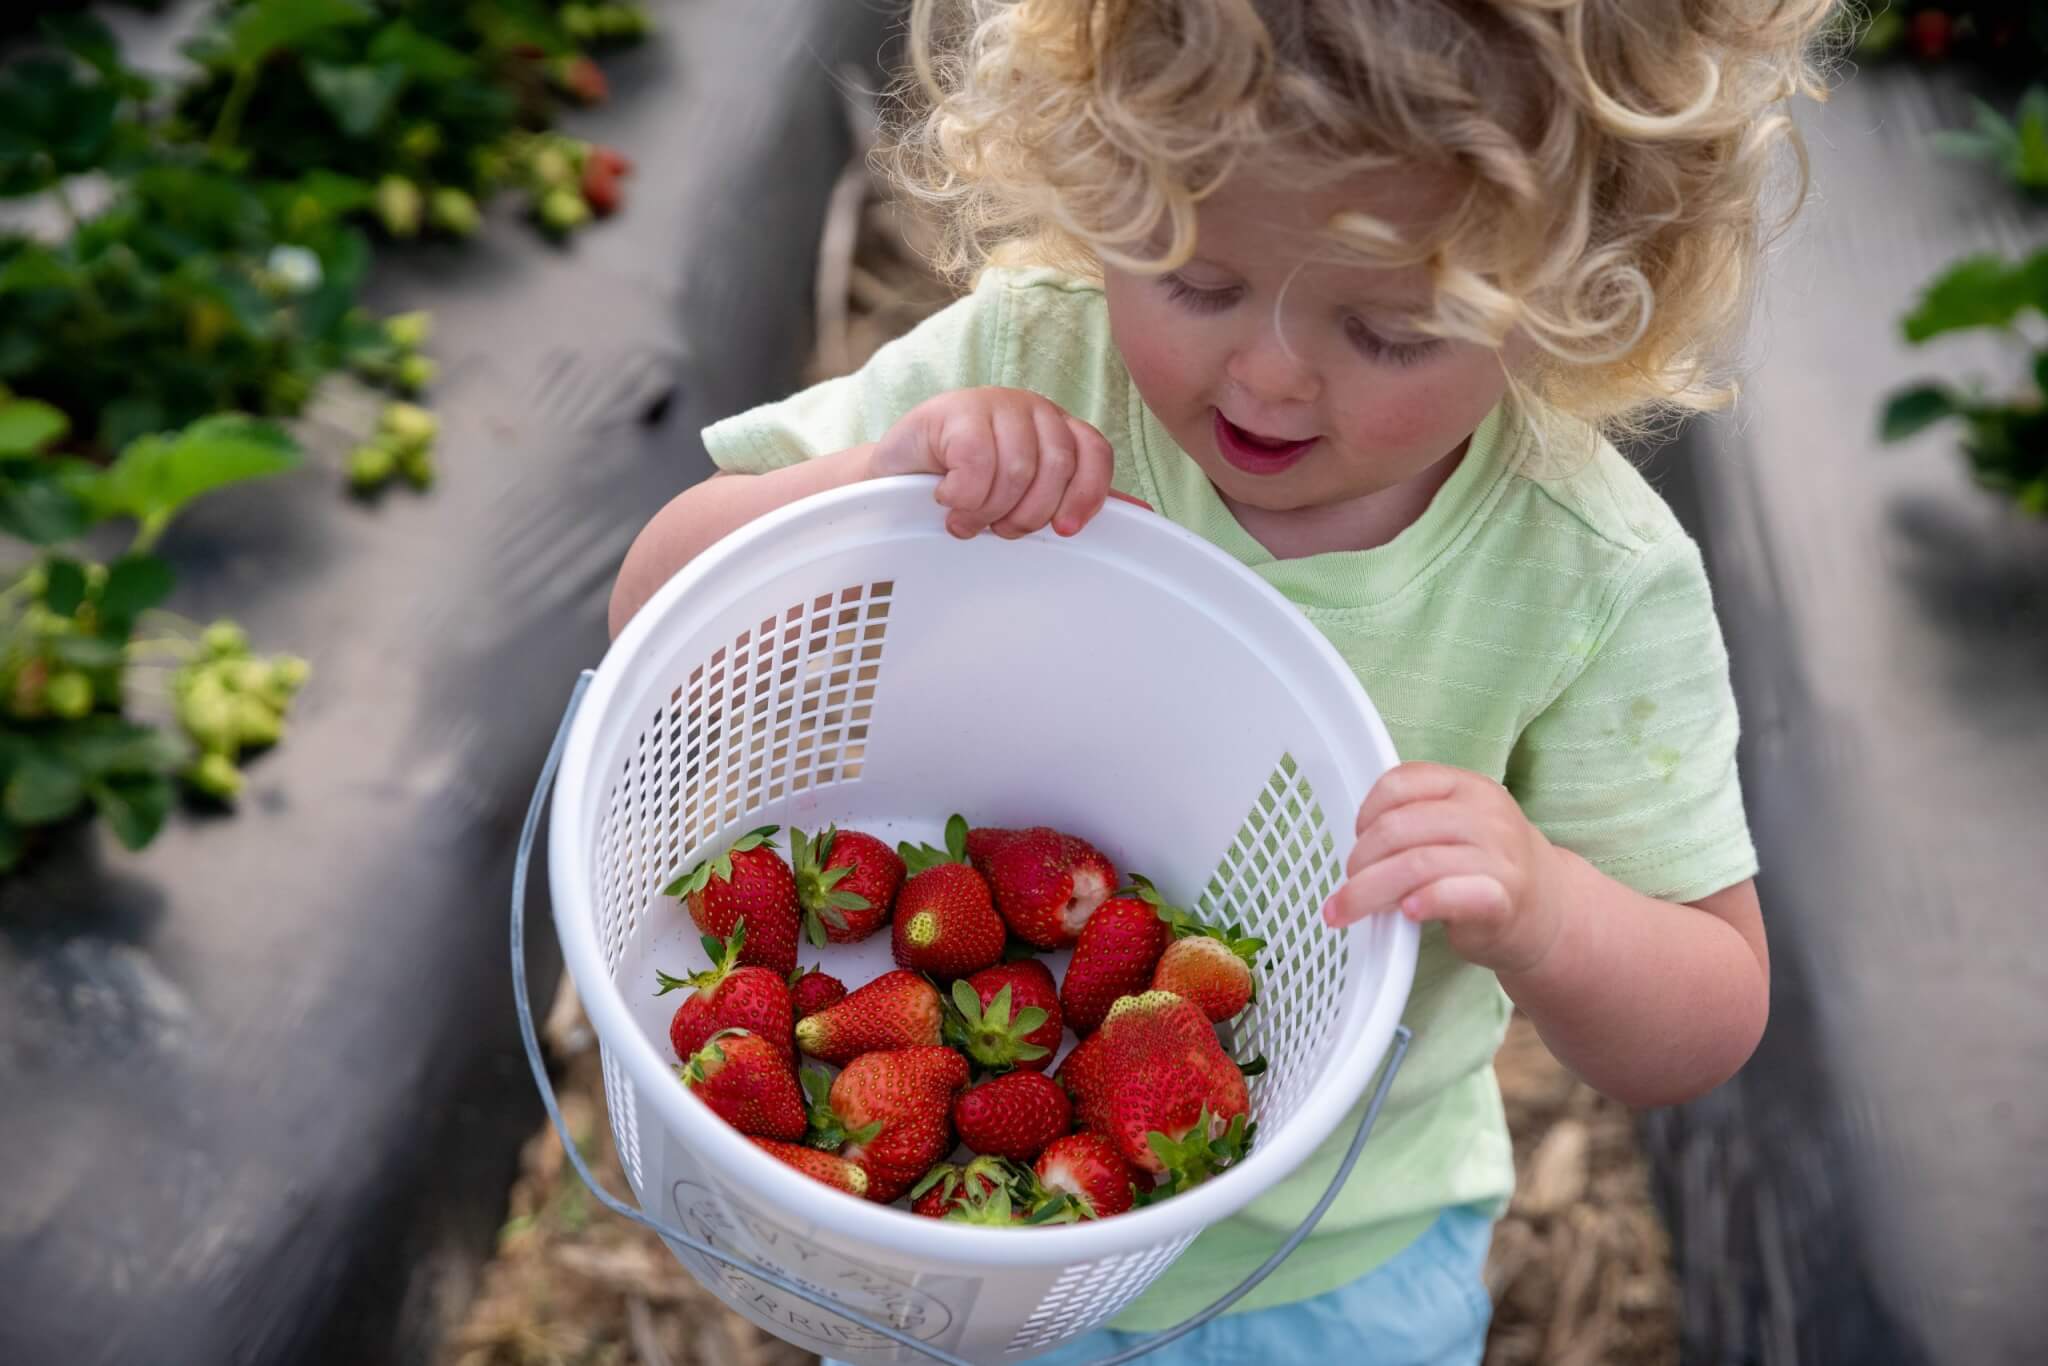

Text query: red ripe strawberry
(954, 1070), (1072, 1163)
(805, 1046), (971, 1202)
(555, 55), (610, 105)
(589, 146), (634, 178)
(1053, 1032), (1114, 1134)
(677, 1030), (807, 1141)
(892, 816), (1005, 980)
(789, 966), (846, 1020)
(658, 925), (795, 1063)
(1150, 918), (1264, 1023)
(793, 969), (941, 1065)
(751, 1137), (868, 1198)
(792, 825), (903, 947)
(1096, 991), (1253, 1191)
(665, 826), (800, 976)
(1909, 9), (1952, 61)
(966, 825), (1116, 948)
(910, 1154), (1026, 1222)
(1035, 1132), (1139, 1220)
(581, 161), (622, 217)
(943, 961), (1063, 1073)
(1059, 878), (1174, 1035)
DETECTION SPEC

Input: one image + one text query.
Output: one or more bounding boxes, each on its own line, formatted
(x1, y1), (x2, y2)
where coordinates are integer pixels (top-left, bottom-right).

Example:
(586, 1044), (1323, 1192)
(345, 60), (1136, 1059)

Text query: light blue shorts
(826, 1205), (1496, 1366)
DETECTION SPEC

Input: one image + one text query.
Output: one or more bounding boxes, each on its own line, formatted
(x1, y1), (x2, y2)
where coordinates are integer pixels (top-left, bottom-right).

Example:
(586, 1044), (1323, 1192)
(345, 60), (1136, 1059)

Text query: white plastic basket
(517, 475), (1419, 1365)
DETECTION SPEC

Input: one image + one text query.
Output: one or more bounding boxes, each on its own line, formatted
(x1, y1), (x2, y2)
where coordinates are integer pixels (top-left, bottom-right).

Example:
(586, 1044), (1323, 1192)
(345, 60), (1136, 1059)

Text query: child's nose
(1225, 330), (1321, 406)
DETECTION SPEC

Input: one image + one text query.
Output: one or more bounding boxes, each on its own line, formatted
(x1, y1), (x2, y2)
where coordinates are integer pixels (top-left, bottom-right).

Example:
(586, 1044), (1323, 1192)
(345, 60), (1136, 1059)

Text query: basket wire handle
(515, 671), (1413, 1365)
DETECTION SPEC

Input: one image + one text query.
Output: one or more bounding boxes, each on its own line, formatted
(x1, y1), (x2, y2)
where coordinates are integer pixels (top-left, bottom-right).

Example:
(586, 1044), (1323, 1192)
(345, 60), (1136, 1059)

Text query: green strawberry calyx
(790, 824), (873, 947)
(1140, 1109), (1257, 1199)
(897, 813), (970, 876)
(654, 922), (748, 996)
(800, 1065), (881, 1151)
(677, 1026), (753, 1087)
(943, 979), (1052, 1070)
(662, 824), (779, 898)
(913, 1155), (1033, 1223)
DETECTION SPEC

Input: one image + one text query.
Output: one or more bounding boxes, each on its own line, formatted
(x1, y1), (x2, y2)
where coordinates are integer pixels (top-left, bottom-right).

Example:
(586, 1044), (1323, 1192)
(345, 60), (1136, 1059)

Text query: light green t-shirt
(701, 267), (1756, 1329)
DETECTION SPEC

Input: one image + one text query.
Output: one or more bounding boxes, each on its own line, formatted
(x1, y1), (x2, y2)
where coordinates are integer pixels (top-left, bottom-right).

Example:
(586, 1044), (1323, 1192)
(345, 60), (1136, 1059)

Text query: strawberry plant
(0, 393), (307, 867)
(1880, 250), (2048, 514)
(1932, 86), (2048, 195)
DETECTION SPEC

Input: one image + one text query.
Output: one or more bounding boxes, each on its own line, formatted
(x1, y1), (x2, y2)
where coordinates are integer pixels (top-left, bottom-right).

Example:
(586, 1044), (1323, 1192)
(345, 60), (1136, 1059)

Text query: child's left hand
(1323, 762), (1566, 976)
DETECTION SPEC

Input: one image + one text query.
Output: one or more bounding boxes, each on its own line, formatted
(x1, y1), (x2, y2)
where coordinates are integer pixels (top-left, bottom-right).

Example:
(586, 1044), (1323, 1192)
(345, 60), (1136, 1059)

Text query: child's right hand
(869, 387), (1116, 540)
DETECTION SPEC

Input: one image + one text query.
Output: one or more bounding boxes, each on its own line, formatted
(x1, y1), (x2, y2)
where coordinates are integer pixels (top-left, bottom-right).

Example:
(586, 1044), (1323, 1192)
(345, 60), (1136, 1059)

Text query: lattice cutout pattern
(1195, 753), (1348, 1128)
(601, 1042), (642, 1191)
(591, 581), (894, 980)
(1006, 1235), (1199, 1352)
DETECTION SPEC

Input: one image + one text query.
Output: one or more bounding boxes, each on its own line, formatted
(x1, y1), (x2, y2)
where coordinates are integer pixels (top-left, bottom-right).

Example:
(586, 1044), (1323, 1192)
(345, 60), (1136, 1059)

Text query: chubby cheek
(1335, 351), (1506, 457)
(1105, 279), (1213, 416)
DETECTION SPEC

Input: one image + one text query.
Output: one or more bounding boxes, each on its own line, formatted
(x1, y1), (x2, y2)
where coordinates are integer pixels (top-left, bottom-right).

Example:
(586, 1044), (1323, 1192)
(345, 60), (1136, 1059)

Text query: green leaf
(6, 753), (86, 825)
(54, 718), (184, 778)
(78, 415), (299, 545)
(88, 773), (173, 849)
(48, 633), (123, 669)
(367, 20), (477, 84)
(986, 984), (1013, 1030)
(223, 0), (375, 66)
(1012, 1006), (1049, 1033)
(40, 14), (144, 95)
(950, 978), (982, 1022)
(945, 812), (969, 861)
(1930, 129), (2008, 164)
(0, 397), (67, 455)
(2034, 351), (2048, 400)
(1902, 254), (2048, 342)
(1880, 385), (1961, 441)
(824, 890), (868, 911)
(0, 480), (65, 539)
(0, 245), (75, 294)
(98, 553), (175, 626)
(43, 558), (87, 616)
(0, 817), (22, 871)
(307, 62), (408, 139)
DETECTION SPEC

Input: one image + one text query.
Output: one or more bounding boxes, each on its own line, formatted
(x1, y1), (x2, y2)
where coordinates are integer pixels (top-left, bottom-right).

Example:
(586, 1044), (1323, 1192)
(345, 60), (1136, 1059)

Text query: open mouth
(1212, 409), (1317, 475)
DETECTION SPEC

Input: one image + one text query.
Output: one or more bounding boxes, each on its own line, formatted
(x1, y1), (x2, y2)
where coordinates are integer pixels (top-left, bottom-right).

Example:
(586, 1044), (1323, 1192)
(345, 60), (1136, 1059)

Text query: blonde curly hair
(888, 0), (1840, 432)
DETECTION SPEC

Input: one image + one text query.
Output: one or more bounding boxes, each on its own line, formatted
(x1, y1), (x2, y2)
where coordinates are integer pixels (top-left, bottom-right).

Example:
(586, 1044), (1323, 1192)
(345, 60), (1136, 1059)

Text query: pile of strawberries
(653, 816), (1268, 1223)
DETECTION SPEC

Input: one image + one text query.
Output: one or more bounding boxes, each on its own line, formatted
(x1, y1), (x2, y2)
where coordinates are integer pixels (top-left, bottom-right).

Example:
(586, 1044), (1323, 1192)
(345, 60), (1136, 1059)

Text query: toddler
(612, 1), (1834, 1361)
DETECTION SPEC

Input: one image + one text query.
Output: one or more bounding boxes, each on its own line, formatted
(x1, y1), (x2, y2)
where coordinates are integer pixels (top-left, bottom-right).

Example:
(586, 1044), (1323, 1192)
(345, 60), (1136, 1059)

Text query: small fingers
(1354, 762), (1467, 836)
(993, 406), (1078, 538)
(1346, 798), (1478, 877)
(1053, 419), (1117, 536)
(1399, 875), (1511, 925)
(933, 417), (998, 537)
(1322, 844), (1476, 927)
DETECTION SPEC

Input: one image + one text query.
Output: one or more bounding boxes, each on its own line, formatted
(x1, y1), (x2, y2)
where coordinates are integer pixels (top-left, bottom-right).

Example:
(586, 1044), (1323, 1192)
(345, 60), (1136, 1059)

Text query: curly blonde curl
(888, 0), (1842, 434)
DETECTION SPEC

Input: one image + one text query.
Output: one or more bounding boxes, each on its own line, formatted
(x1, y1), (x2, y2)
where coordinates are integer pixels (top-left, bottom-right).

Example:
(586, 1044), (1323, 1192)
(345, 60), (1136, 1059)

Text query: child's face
(1102, 175), (1517, 516)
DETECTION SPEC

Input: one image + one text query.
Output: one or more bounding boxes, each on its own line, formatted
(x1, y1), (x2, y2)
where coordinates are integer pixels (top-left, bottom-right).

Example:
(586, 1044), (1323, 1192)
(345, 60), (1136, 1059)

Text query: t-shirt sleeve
(700, 280), (1004, 474)
(1505, 533), (1757, 904)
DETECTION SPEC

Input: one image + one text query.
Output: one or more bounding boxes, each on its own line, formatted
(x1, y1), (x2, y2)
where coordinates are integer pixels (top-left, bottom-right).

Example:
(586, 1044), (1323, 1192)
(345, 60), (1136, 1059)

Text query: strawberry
(1035, 1132), (1139, 1220)
(555, 54), (610, 105)
(892, 816), (1005, 980)
(789, 966), (847, 1020)
(805, 1047), (971, 1202)
(1150, 917), (1264, 1023)
(1096, 992), (1254, 1191)
(943, 961), (1063, 1072)
(1059, 878), (1174, 1035)
(792, 825), (903, 947)
(793, 969), (942, 1065)
(657, 924), (796, 1063)
(676, 1030), (807, 1141)
(664, 826), (799, 976)
(954, 1070), (1072, 1163)
(909, 1154), (1029, 1222)
(1053, 1031), (1114, 1134)
(966, 825), (1117, 948)
(589, 145), (634, 178)
(581, 161), (622, 217)
(751, 1137), (868, 1198)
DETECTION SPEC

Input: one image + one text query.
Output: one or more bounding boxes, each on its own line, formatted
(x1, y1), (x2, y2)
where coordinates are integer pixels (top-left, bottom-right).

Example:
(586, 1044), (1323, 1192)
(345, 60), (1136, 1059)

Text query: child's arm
(610, 388), (1115, 637)
(1325, 762), (1768, 1108)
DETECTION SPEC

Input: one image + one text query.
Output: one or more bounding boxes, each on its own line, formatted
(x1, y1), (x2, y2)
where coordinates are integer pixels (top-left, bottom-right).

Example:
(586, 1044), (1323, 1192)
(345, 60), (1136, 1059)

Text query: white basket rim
(551, 475), (1418, 1265)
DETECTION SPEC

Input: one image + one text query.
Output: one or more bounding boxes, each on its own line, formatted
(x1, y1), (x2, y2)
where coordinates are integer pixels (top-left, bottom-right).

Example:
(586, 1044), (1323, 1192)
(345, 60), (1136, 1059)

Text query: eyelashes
(1158, 274), (1444, 368)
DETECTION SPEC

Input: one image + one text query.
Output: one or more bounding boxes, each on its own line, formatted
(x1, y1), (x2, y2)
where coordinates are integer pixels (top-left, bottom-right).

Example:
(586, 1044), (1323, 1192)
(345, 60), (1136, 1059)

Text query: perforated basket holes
(600, 1042), (643, 1192)
(1006, 1234), (1198, 1353)
(591, 581), (895, 979)
(1197, 752), (1348, 1130)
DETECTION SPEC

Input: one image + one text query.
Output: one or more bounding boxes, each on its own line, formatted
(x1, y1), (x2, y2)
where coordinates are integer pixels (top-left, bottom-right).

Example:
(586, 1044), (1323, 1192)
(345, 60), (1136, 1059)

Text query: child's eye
(1344, 315), (1442, 367)
(1161, 273), (1242, 314)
